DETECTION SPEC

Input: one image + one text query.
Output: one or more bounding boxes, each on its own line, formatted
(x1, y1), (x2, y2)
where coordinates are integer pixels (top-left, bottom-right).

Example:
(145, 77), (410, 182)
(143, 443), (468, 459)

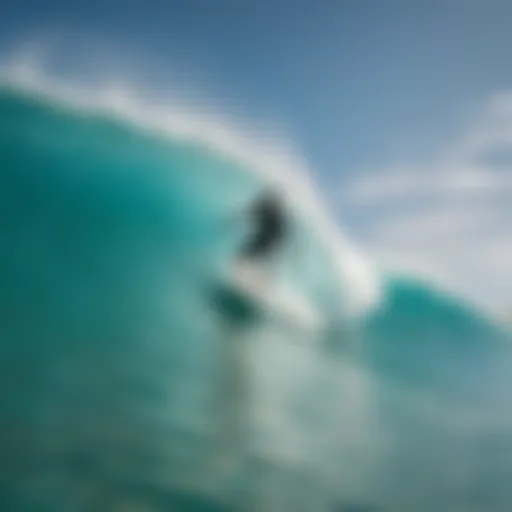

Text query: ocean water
(0, 80), (511, 511)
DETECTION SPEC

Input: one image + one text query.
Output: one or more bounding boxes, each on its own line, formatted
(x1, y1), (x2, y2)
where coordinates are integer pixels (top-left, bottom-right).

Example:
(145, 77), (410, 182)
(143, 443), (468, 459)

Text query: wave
(0, 68), (511, 511)
(0, 61), (381, 319)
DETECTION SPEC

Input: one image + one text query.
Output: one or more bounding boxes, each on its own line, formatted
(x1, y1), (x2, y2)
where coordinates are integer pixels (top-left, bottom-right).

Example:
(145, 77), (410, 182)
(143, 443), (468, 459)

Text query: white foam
(0, 53), (382, 318)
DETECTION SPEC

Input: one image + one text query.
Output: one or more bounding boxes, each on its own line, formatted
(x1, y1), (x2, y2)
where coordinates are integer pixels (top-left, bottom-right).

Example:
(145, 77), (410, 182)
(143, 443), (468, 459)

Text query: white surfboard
(229, 261), (322, 332)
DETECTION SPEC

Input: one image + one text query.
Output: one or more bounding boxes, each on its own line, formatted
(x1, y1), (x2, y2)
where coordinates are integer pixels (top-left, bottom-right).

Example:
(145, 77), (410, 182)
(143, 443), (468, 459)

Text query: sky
(1, 0), (511, 311)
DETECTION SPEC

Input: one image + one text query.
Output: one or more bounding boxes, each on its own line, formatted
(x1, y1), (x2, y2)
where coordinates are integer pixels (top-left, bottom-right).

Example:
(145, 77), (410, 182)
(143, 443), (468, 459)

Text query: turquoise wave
(0, 84), (511, 511)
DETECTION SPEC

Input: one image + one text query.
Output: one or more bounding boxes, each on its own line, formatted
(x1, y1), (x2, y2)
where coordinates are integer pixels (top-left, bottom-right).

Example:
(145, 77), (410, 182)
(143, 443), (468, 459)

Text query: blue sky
(1, 0), (511, 310)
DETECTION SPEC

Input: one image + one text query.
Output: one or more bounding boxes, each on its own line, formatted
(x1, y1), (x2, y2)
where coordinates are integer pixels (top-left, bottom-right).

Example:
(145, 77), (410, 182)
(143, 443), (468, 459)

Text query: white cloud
(335, 92), (512, 314)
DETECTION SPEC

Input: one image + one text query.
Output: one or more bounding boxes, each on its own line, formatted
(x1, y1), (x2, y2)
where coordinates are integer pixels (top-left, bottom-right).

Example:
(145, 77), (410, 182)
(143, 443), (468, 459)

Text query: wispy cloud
(335, 92), (512, 313)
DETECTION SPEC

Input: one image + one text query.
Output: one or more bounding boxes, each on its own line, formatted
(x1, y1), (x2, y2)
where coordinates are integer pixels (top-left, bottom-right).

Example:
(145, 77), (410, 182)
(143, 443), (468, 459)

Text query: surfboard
(212, 261), (321, 332)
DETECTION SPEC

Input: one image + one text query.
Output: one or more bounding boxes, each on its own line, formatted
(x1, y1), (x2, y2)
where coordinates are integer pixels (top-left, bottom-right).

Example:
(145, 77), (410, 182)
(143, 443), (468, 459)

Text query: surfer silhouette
(239, 189), (287, 262)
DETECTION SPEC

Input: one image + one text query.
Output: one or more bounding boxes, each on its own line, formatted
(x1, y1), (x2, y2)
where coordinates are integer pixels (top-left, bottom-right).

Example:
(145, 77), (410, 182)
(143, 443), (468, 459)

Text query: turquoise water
(0, 84), (511, 511)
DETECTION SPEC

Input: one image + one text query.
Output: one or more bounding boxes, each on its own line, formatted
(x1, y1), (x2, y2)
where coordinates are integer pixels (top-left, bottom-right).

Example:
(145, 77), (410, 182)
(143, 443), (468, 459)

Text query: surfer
(238, 189), (287, 263)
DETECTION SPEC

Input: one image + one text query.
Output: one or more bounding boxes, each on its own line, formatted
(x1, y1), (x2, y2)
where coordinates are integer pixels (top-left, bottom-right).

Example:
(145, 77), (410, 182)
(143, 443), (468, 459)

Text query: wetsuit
(240, 194), (286, 260)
